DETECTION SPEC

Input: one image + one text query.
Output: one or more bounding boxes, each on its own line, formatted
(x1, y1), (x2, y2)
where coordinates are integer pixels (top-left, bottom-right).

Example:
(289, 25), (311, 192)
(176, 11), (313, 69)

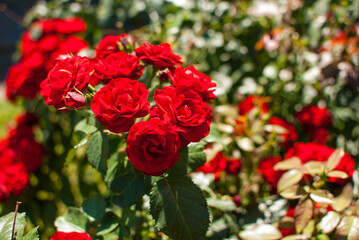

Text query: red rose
(91, 78), (150, 133)
(309, 128), (330, 144)
(5, 53), (47, 100)
(196, 152), (227, 180)
(37, 17), (87, 35)
(295, 105), (332, 129)
(268, 117), (298, 148)
(257, 157), (284, 188)
(151, 86), (212, 147)
(3, 162), (29, 196)
(238, 95), (270, 116)
(91, 51), (144, 85)
(126, 118), (181, 176)
(226, 159), (242, 175)
(285, 142), (355, 184)
(50, 232), (91, 240)
(135, 43), (183, 69)
(169, 66), (217, 102)
(95, 34), (134, 59)
(14, 137), (43, 172)
(40, 55), (93, 112)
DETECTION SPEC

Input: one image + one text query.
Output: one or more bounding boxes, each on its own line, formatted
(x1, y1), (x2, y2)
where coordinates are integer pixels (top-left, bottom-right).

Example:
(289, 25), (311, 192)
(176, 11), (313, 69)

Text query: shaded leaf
(167, 143), (206, 176)
(111, 172), (151, 207)
(82, 196), (106, 223)
(278, 169), (303, 192)
(294, 198), (313, 233)
(87, 131), (109, 174)
(203, 123), (227, 151)
(317, 211), (340, 234)
(150, 176), (209, 240)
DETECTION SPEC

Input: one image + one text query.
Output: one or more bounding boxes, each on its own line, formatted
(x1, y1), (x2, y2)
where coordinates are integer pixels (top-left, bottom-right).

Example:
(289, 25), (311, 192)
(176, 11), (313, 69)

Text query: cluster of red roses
(0, 113), (43, 201)
(6, 17), (88, 100)
(38, 32), (216, 176)
(50, 231), (91, 240)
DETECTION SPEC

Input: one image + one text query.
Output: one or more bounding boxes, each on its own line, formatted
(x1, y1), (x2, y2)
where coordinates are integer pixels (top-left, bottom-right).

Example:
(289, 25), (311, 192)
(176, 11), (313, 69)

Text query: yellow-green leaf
(294, 198), (314, 233)
(317, 211), (340, 234)
(327, 170), (349, 179)
(310, 190), (333, 204)
(335, 216), (355, 238)
(331, 183), (353, 212)
(274, 157), (302, 171)
(239, 223), (282, 240)
(326, 148), (344, 172)
(278, 169), (304, 192)
(304, 161), (325, 176)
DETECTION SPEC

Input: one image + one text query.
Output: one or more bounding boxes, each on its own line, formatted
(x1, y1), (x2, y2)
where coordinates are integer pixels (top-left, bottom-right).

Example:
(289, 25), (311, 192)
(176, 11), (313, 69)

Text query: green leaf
(105, 151), (131, 183)
(167, 143), (206, 176)
(326, 148), (345, 172)
(65, 148), (76, 166)
(203, 123), (227, 151)
(150, 176), (209, 240)
(22, 227), (39, 240)
(96, 212), (119, 236)
(332, 183), (353, 212)
(0, 212), (26, 240)
(82, 196), (106, 223)
(317, 211), (340, 234)
(87, 131), (109, 174)
(335, 216), (359, 240)
(75, 117), (98, 135)
(277, 169), (303, 192)
(207, 198), (237, 212)
(279, 185), (306, 200)
(110, 172), (151, 207)
(54, 207), (90, 232)
(310, 189), (333, 204)
(294, 198), (313, 233)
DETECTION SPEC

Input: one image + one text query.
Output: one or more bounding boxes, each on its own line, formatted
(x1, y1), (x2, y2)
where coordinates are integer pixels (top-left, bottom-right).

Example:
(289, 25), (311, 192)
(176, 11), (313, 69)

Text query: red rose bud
(151, 86), (212, 147)
(92, 51), (144, 85)
(40, 55), (93, 112)
(135, 42), (183, 69)
(196, 152), (227, 180)
(158, 70), (170, 82)
(169, 66), (216, 102)
(91, 78), (150, 133)
(233, 195), (242, 207)
(126, 118), (181, 176)
(50, 232), (91, 240)
(238, 95), (270, 116)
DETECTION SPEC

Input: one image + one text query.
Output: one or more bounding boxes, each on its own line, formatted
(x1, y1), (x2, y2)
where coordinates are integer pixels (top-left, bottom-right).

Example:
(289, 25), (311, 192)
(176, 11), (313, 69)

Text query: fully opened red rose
(126, 118), (181, 176)
(91, 78), (150, 133)
(170, 66), (217, 102)
(238, 95), (270, 116)
(91, 51), (143, 85)
(295, 105), (332, 129)
(50, 232), (91, 240)
(151, 86), (212, 147)
(135, 42), (183, 69)
(40, 55), (93, 112)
